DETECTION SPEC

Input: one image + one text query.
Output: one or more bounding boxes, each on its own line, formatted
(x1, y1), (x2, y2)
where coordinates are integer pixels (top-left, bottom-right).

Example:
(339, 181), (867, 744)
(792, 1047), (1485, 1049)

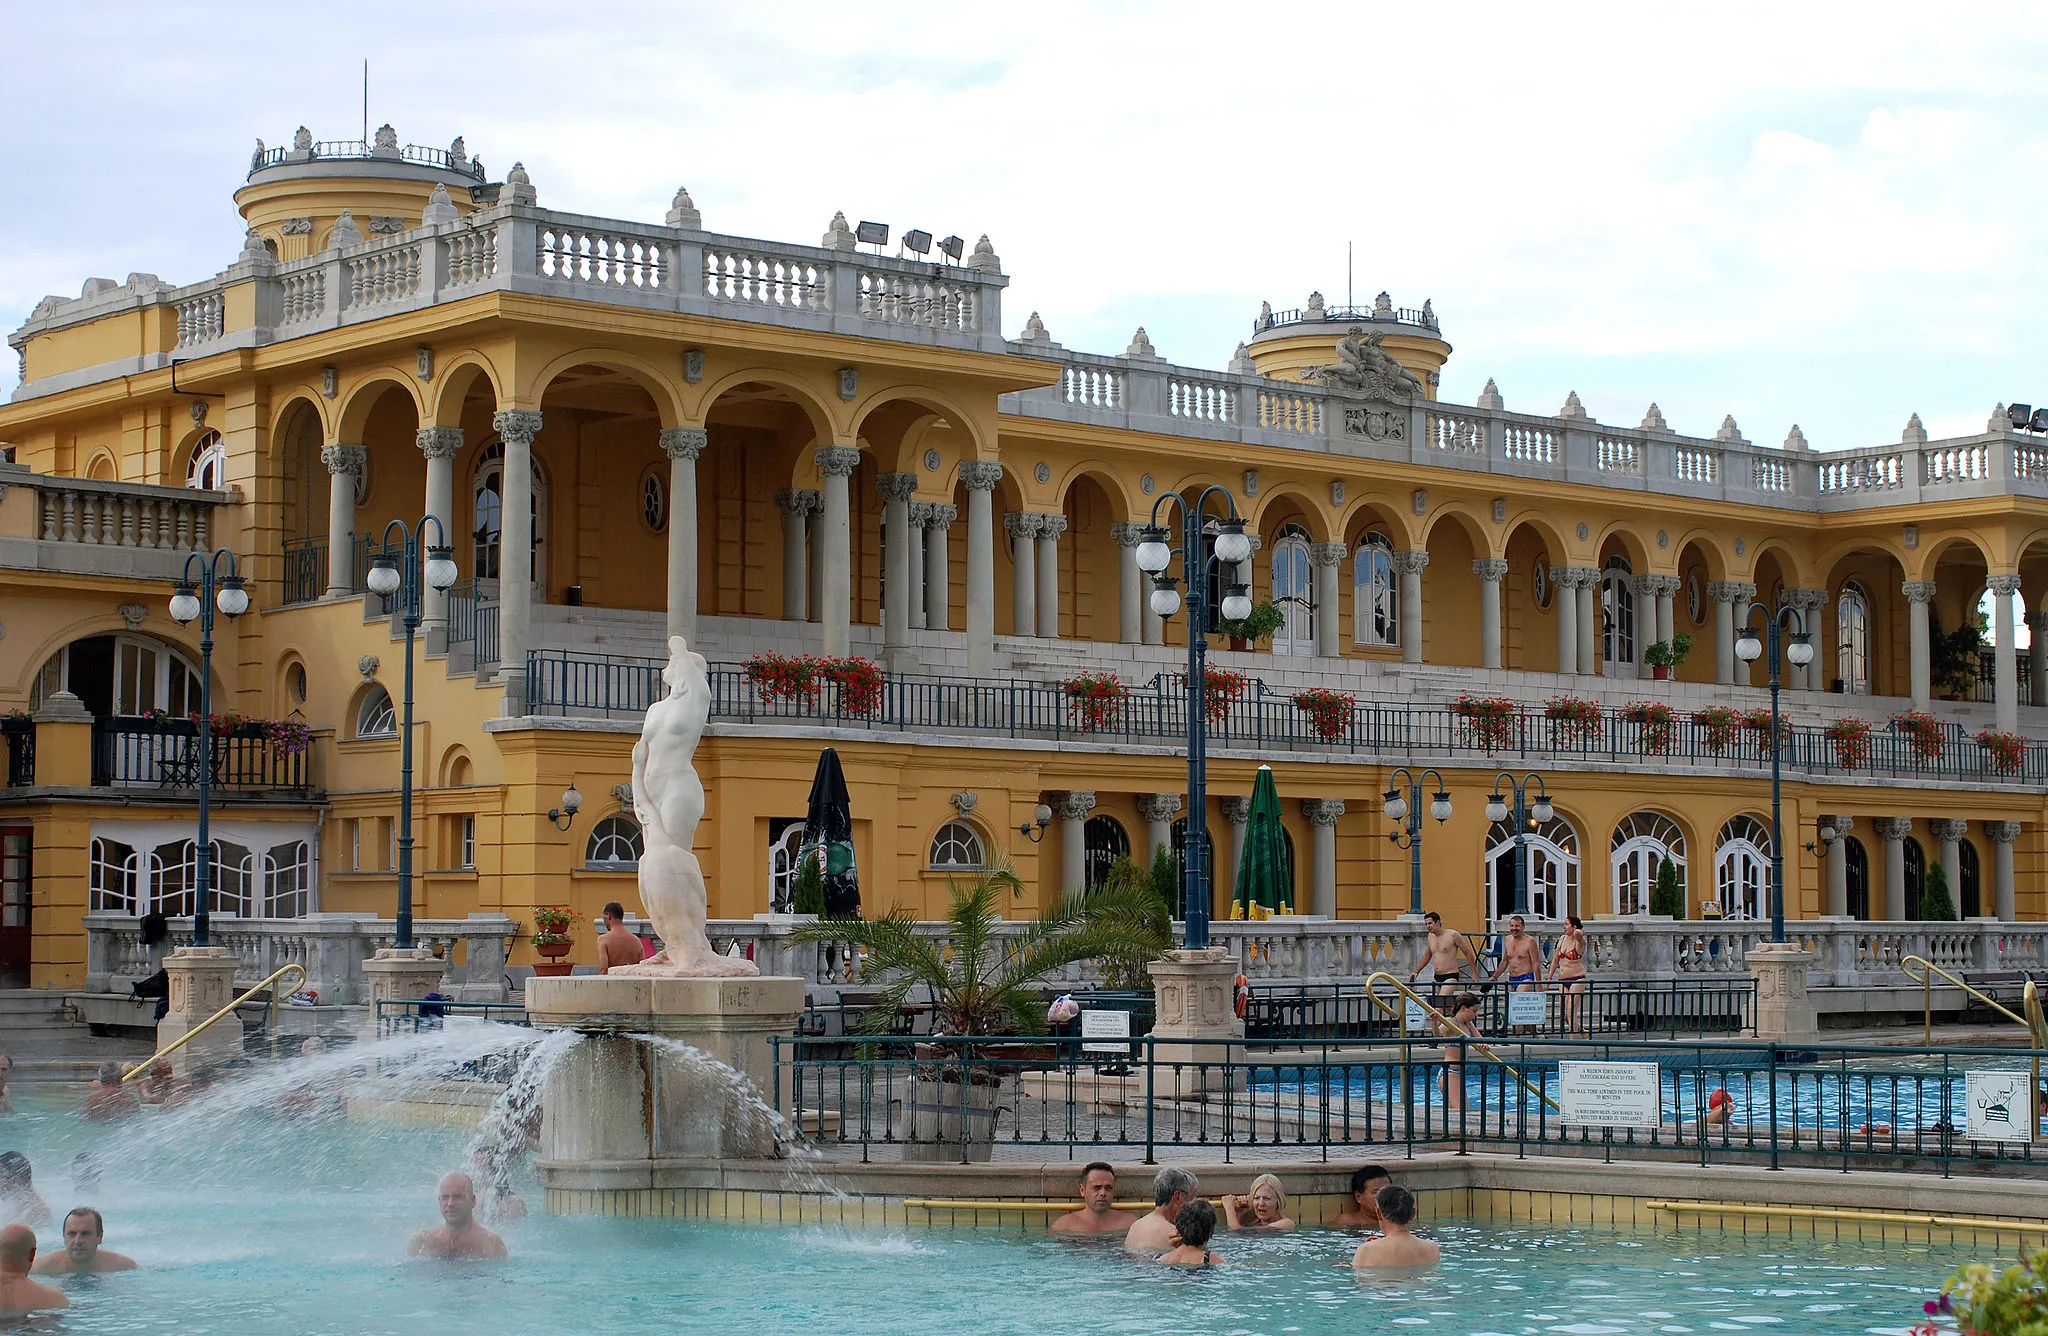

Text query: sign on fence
(1966, 1070), (2034, 1144)
(1557, 1061), (1662, 1129)
(1506, 992), (1549, 1026)
(1405, 1000), (1428, 1032)
(1081, 1008), (1132, 1054)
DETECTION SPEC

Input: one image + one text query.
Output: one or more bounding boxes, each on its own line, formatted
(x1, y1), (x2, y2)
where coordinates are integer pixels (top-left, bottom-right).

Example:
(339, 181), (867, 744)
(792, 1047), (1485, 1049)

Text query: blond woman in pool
(1221, 1173), (1295, 1231)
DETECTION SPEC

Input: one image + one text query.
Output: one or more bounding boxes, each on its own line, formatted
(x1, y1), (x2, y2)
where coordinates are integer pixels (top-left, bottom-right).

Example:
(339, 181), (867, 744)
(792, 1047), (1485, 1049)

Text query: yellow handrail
(1648, 1199), (2048, 1235)
(1899, 954), (2034, 1045)
(1363, 971), (1560, 1111)
(121, 963), (306, 1082)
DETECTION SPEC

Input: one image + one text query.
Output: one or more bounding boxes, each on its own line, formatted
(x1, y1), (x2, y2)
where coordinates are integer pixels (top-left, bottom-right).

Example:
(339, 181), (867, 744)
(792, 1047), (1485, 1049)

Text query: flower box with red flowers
(1975, 728), (2026, 776)
(1062, 673), (1129, 732)
(1293, 688), (1355, 742)
(1890, 709), (1947, 763)
(1543, 695), (1603, 747)
(1453, 695), (1518, 753)
(1826, 716), (1874, 770)
(1620, 701), (1677, 755)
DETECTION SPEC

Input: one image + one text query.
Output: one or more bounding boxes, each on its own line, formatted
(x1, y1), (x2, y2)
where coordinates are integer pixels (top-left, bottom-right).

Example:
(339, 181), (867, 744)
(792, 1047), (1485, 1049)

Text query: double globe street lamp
(167, 550), (250, 948)
(1383, 768), (1453, 917)
(1484, 773), (1554, 919)
(1734, 604), (1814, 944)
(1135, 488), (1252, 950)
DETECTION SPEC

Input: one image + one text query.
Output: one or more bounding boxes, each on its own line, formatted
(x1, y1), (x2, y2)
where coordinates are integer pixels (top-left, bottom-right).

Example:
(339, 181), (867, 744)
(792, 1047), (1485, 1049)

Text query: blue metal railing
(280, 540), (327, 605)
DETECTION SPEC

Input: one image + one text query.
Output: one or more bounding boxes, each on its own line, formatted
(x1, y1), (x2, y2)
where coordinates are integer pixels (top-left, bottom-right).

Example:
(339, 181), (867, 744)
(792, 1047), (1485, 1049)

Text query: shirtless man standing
(31, 1208), (136, 1274)
(1124, 1168), (1198, 1252)
(1492, 915), (1546, 1030)
(1409, 912), (1478, 1001)
(408, 1173), (507, 1259)
(0, 1224), (66, 1317)
(595, 902), (641, 975)
(1350, 1186), (1440, 1268)
(1050, 1162), (1137, 1236)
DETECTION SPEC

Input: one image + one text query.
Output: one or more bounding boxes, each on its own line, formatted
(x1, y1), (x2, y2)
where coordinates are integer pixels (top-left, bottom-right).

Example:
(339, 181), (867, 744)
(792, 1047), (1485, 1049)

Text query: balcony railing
(0, 718), (32, 787)
(90, 716), (310, 792)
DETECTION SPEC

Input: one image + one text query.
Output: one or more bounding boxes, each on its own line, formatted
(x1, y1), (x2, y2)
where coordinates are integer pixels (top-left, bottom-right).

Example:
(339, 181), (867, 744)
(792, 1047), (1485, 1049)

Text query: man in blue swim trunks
(1491, 915), (1545, 1031)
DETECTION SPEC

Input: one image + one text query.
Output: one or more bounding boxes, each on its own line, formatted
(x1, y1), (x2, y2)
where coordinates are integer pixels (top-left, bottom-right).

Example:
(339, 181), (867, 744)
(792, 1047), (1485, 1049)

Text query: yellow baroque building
(3, 124), (2046, 988)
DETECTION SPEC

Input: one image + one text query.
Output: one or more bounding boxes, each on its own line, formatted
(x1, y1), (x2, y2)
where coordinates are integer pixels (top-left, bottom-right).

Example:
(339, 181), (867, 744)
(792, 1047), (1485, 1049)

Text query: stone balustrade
(0, 464), (233, 580)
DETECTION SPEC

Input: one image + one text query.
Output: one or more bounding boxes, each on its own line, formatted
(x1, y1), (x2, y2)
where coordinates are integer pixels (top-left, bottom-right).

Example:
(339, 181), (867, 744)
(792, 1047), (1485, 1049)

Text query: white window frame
(1837, 582), (1871, 695)
(1486, 817), (1580, 925)
(1602, 557), (1636, 677)
(1270, 526), (1314, 656)
(586, 813), (644, 870)
(185, 431), (227, 491)
(928, 820), (988, 871)
(1610, 811), (1686, 917)
(1353, 533), (1397, 648)
(356, 686), (398, 739)
(1714, 816), (1773, 921)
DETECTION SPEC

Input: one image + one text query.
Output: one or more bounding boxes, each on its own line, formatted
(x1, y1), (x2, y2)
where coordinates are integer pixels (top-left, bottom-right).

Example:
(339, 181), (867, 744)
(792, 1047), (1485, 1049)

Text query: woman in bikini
(1547, 915), (1590, 1036)
(1157, 1199), (1224, 1267)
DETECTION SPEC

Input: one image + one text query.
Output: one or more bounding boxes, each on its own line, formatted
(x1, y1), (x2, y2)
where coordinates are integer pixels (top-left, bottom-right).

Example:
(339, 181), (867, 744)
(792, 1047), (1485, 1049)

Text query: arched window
(642, 469), (667, 534)
(149, 839), (202, 918)
(90, 838), (137, 914)
(1844, 836), (1870, 920)
(767, 821), (806, 911)
(1270, 525), (1314, 656)
(1486, 816), (1579, 924)
(356, 685), (397, 739)
(929, 820), (986, 870)
(263, 841), (311, 917)
(1713, 816), (1773, 921)
(1611, 811), (1685, 916)
(1353, 532), (1397, 648)
(1903, 836), (1926, 920)
(185, 431), (227, 491)
(472, 440), (546, 593)
(1960, 838), (1982, 918)
(1837, 582), (1871, 695)
(212, 840), (255, 918)
(34, 636), (201, 718)
(1602, 556), (1636, 675)
(1083, 815), (1130, 891)
(586, 814), (644, 869)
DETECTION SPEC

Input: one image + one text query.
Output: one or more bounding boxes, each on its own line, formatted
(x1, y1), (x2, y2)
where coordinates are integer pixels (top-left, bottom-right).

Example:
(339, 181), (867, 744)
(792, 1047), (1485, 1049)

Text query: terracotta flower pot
(531, 961), (573, 977)
(1652, 665), (1672, 681)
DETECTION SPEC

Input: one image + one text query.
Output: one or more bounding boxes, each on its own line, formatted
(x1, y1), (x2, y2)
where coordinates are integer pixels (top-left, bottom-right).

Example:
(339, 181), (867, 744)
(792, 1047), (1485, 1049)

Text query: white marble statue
(610, 636), (757, 978)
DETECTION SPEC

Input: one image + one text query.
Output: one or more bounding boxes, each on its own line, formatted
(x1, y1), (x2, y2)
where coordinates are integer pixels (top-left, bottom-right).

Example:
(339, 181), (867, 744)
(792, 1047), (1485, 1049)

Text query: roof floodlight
(937, 235), (964, 263)
(855, 221), (889, 247)
(901, 229), (932, 257)
(2008, 403), (2033, 431)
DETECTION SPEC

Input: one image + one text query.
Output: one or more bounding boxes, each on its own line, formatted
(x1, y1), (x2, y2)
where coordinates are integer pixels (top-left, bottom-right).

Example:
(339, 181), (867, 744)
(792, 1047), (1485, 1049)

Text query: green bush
(1097, 855), (1171, 989)
(1650, 855), (1685, 919)
(791, 853), (825, 916)
(1148, 843), (1181, 919)
(1920, 862), (1959, 922)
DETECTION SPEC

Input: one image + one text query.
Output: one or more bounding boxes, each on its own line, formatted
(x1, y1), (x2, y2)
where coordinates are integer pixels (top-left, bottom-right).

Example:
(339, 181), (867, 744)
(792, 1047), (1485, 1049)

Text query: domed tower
(1244, 291), (1451, 399)
(236, 125), (494, 261)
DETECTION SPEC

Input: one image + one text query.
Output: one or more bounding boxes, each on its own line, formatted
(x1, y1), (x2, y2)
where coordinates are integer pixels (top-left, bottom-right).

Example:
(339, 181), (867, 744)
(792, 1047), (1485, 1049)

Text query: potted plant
(1062, 672), (1128, 731)
(1976, 729), (2026, 776)
(795, 861), (1169, 1162)
(746, 652), (820, 708)
(1890, 709), (1947, 764)
(1214, 598), (1286, 651)
(1826, 716), (1874, 771)
(1454, 695), (1518, 753)
(1292, 687), (1355, 742)
(1692, 705), (1742, 755)
(1543, 695), (1603, 747)
(1620, 700), (1676, 755)
(529, 905), (583, 977)
(1928, 608), (1985, 701)
(1643, 632), (1695, 681)
(1202, 668), (1249, 728)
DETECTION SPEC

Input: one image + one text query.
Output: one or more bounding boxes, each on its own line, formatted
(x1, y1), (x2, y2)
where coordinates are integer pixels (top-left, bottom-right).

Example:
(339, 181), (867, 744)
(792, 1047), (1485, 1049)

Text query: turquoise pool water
(0, 1065), (1959, 1335)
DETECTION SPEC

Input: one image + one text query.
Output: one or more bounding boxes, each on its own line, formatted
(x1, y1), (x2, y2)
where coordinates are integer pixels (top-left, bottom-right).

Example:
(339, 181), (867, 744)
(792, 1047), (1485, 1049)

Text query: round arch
(1594, 524), (1654, 575)
(84, 450), (117, 481)
(273, 651), (310, 718)
(850, 385), (992, 465)
(1500, 513), (1574, 567)
(1671, 530), (1732, 583)
(1422, 504), (1492, 556)
(1610, 810), (1688, 916)
(927, 817), (991, 871)
(425, 354), (505, 427)
(695, 367), (840, 445)
(1739, 537), (1814, 589)
(1053, 463), (1138, 523)
(1909, 531), (2000, 584)
(12, 618), (209, 704)
(335, 373), (427, 444)
(1247, 486), (1333, 544)
(526, 348), (687, 429)
(439, 744), (474, 788)
(1341, 499), (1415, 551)
(1484, 811), (1581, 924)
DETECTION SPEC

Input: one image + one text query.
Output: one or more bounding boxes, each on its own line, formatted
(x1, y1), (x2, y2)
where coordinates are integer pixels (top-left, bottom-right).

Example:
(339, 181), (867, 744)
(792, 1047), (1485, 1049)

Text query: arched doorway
(35, 636), (202, 718)
(1083, 815), (1130, 891)
(1602, 555), (1636, 677)
(1353, 533), (1397, 649)
(1836, 581), (1872, 695)
(1713, 816), (1772, 920)
(1844, 836), (1870, 920)
(1960, 838), (1982, 918)
(1611, 811), (1684, 916)
(1270, 525), (1313, 656)
(1904, 836), (1926, 920)
(472, 439), (547, 600)
(1486, 816), (1579, 923)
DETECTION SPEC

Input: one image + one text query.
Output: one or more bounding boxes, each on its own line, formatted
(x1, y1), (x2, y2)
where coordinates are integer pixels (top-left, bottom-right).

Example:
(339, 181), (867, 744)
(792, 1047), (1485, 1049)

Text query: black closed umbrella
(802, 747), (860, 918)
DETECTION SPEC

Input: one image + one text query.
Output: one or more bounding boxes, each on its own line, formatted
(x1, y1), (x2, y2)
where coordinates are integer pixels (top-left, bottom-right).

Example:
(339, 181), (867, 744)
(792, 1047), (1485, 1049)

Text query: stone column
(1575, 574), (1598, 677)
(815, 446), (862, 657)
(660, 427), (707, 643)
(1474, 558), (1508, 669)
(1748, 941), (1818, 1042)
(1220, 796), (1251, 906)
(492, 409), (541, 711)
(1709, 581), (1756, 686)
(1553, 567), (1579, 674)
(1782, 588), (1828, 690)
(922, 503), (955, 633)
(416, 428), (462, 644)
(1991, 574), (2022, 733)
(1650, 574), (1678, 653)
(1988, 821), (2021, 921)
(1006, 513), (1039, 637)
(775, 490), (818, 621)
(321, 443), (366, 598)
(906, 504), (929, 630)
(1036, 513), (1066, 639)
(1630, 573), (1659, 671)
(1310, 543), (1347, 657)
(156, 947), (243, 1066)
(878, 473), (919, 661)
(1823, 815), (1853, 917)
(1932, 818), (1968, 907)
(359, 947), (448, 1041)
(2029, 612), (2048, 707)
(1137, 793), (1181, 872)
(1392, 550), (1428, 665)
(807, 488), (828, 625)
(1056, 790), (1096, 896)
(1875, 817), (1911, 920)
(1903, 581), (1936, 708)
(1302, 798), (1345, 918)
(1111, 522), (1144, 645)
(961, 462), (1001, 675)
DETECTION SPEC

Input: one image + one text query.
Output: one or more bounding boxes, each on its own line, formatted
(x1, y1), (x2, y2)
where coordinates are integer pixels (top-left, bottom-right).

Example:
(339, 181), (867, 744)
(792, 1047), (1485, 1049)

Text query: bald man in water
(409, 1173), (507, 1259)
(0, 1224), (67, 1316)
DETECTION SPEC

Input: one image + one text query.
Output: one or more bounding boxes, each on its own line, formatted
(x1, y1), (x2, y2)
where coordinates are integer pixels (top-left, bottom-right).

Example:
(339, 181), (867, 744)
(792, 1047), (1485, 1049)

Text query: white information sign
(1081, 1008), (1132, 1054)
(1507, 992), (1549, 1026)
(1966, 1069), (2034, 1144)
(1557, 1061), (1662, 1130)
(1405, 1000), (1428, 1033)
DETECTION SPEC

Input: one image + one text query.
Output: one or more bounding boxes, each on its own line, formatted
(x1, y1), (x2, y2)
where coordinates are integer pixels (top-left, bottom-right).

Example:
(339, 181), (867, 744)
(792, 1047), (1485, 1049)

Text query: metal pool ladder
(120, 962), (309, 1081)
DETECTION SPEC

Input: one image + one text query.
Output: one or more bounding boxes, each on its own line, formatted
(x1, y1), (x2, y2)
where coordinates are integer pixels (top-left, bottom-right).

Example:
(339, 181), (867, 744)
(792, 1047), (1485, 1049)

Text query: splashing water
(630, 1033), (846, 1200)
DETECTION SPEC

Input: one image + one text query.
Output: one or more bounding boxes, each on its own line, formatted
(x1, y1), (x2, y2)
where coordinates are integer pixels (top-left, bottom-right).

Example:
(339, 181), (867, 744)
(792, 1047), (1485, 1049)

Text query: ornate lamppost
(1382, 767), (1452, 917)
(1484, 772), (1554, 919)
(1734, 604), (1814, 943)
(167, 550), (250, 947)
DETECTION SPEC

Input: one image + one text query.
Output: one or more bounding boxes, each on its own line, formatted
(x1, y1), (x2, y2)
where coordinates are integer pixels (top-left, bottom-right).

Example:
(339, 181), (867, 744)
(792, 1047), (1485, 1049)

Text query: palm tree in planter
(794, 860), (1170, 1161)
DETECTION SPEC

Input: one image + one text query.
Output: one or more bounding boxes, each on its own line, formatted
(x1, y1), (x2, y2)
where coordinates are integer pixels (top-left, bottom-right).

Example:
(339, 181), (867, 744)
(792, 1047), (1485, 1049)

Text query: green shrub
(1650, 855), (1685, 919)
(1148, 843), (1181, 919)
(791, 853), (825, 916)
(1920, 862), (1959, 922)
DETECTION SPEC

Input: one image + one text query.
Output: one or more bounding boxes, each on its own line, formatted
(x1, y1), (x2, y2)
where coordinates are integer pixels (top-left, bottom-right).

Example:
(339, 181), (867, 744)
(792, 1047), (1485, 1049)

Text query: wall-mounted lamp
(1804, 822), (1838, 855)
(1018, 803), (1052, 842)
(547, 784), (583, 831)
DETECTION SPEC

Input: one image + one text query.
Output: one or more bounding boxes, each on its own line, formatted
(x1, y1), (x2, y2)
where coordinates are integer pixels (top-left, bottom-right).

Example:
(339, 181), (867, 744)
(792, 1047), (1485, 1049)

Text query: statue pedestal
(1748, 942), (1818, 1043)
(360, 947), (447, 1039)
(527, 974), (806, 1213)
(156, 947), (243, 1068)
(1147, 947), (1244, 1097)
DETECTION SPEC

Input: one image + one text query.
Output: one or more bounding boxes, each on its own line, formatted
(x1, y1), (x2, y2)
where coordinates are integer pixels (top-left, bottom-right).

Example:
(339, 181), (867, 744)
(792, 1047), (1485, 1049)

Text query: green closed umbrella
(1232, 765), (1292, 920)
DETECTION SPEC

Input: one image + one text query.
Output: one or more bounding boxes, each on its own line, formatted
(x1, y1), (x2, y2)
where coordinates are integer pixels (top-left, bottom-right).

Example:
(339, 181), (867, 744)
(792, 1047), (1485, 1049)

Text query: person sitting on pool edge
(1221, 1173), (1294, 1231)
(1331, 1166), (1392, 1229)
(0, 1224), (65, 1316)
(31, 1207), (136, 1274)
(1125, 1168), (1198, 1252)
(409, 1173), (507, 1259)
(1156, 1200), (1223, 1268)
(1351, 1186), (1438, 1269)
(82, 1062), (141, 1123)
(1051, 1162), (1136, 1236)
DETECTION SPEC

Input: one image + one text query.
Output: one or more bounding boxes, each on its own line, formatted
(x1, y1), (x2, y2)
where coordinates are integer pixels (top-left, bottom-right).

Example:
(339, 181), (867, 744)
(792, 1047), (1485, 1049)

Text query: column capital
(1054, 790), (1097, 821)
(1707, 580), (1756, 603)
(1110, 521), (1144, 548)
(1004, 511), (1043, 540)
(1136, 792), (1182, 822)
(1219, 796), (1251, 825)
(1389, 549), (1429, 576)
(1987, 572), (2023, 597)
(1873, 816), (1913, 840)
(1308, 542), (1348, 568)
(876, 471), (919, 502)
(1930, 818), (1971, 841)
(1644, 573), (1682, 598)
(1301, 798), (1346, 827)
(775, 488), (821, 517)
(814, 445), (862, 478)
(1472, 558), (1509, 582)
(1038, 512), (1068, 540)
(1628, 571), (1661, 596)
(919, 502), (957, 528)
(958, 460), (1003, 491)
(415, 426), (464, 460)
(1987, 820), (2023, 844)
(1901, 580), (1938, 603)
(1821, 814), (1854, 837)
(320, 443), (366, 476)
(1555, 565), (1604, 590)
(1781, 586), (1829, 613)
(491, 408), (542, 446)
(659, 426), (708, 461)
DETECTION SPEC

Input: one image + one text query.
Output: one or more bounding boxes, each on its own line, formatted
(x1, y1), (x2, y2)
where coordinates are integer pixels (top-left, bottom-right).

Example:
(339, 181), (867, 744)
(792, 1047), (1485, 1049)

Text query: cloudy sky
(8, 3), (2047, 448)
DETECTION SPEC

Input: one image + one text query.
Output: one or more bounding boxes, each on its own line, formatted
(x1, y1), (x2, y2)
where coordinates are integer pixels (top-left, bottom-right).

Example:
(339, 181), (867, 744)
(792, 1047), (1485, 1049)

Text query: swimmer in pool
(1221, 1173), (1295, 1232)
(1156, 1200), (1223, 1268)
(1125, 1168), (1199, 1252)
(0, 1153), (50, 1229)
(31, 1207), (136, 1274)
(409, 1173), (507, 1259)
(1350, 1186), (1438, 1268)
(82, 1062), (142, 1122)
(0, 1224), (66, 1316)
(1331, 1165), (1392, 1229)
(1051, 1162), (1137, 1236)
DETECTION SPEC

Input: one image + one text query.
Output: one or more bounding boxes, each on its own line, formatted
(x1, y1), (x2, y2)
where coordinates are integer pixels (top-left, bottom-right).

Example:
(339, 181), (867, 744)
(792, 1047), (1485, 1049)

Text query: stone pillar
(1875, 817), (1911, 920)
(1036, 513), (1066, 639)
(1302, 799), (1345, 918)
(1988, 821), (2021, 921)
(492, 409), (542, 711)
(814, 446), (862, 657)
(1991, 574), (2022, 733)
(1474, 558), (1507, 669)
(1575, 575), (1598, 677)
(360, 946), (448, 1040)
(660, 427), (707, 644)
(1390, 550), (1427, 664)
(1782, 588), (1828, 691)
(879, 473), (919, 662)
(1709, 581), (1755, 686)
(1822, 815), (1853, 918)
(321, 443), (366, 598)
(1630, 572), (1658, 672)
(1310, 543), (1346, 657)
(1056, 790), (1096, 896)
(1748, 941), (1818, 1042)
(1005, 513), (1039, 637)
(775, 490), (818, 621)
(156, 947), (243, 1067)
(1137, 793), (1181, 873)
(1220, 796), (1251, 906)
(1146, 947), (1244, 1088)
(960, 463), (1002, 675)
(1903, 581), (1936, 708)
(2029, 612), (2048, 707)
(1650, 574), (1678, 653)
(906, 504), (929, 631)
(1112, 522), (1144, 645)
(416, 427), (462, 643)
(1554, 567), (1579, 674)
(922, 503), (955, 633)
